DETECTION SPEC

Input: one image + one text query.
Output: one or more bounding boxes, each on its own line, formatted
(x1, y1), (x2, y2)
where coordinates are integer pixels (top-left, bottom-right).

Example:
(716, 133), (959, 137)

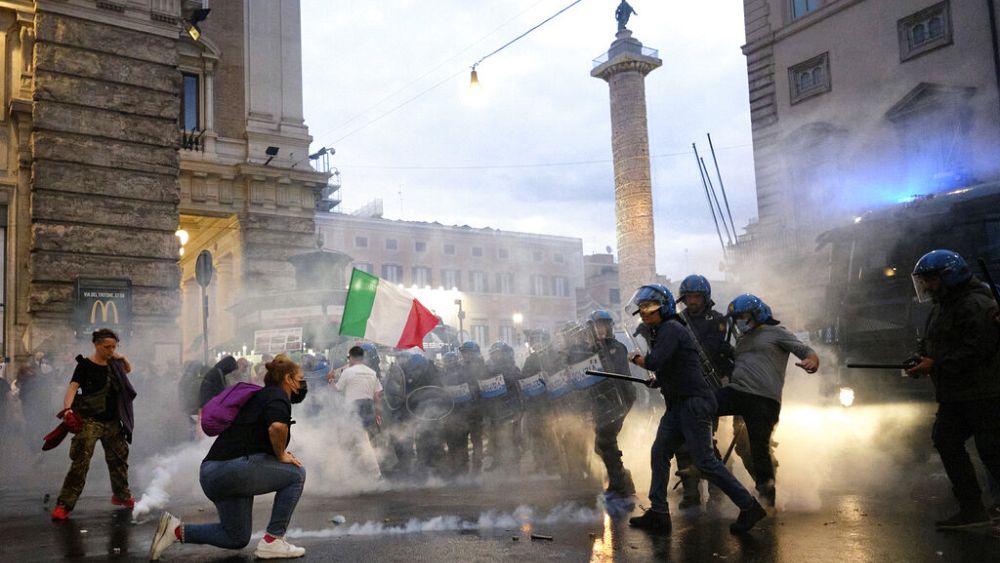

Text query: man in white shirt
(332, 345), (383, 477)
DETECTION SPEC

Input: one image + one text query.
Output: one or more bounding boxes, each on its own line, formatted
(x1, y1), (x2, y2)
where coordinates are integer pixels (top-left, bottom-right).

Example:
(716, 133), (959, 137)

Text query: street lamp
(455, 299), (465, 343)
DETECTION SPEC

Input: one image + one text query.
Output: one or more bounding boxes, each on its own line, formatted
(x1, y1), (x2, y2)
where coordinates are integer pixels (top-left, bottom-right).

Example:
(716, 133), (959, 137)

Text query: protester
(198, 356), (240, 410)
(50, 328), (136, 521)
(333, 345), (383, 478)
(149, 354), (308, 560)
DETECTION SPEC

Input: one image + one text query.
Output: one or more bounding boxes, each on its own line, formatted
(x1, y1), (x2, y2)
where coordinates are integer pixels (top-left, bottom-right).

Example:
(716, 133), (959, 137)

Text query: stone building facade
(0, 0), (328, 366)
(737, 0), (1000, 326)
(317, 210), (585, 348)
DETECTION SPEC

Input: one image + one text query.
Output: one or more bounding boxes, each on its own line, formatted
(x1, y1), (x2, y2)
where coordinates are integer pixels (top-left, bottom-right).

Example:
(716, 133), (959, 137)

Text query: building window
(444, 243), (456, 256)
(554, 252), (565, 264)
(382, 264), (402, 283)
(412, 266), (432, 287)
(791, 0), (819, 19)
(472, 246), (483, 257)
(533, 250), (544, 262)
(498, 325), (514, 345)
(898, 2), (952, 62)
(415, 241), (427, 253)
(385, 239), (398, 251)
(788, 52), (830, 105)
(470, 271), (488, 293)
(472, 323), (489, 346)
(609, 288), (621, 304)
(354, 236), (368, 248)
(354, 262), (373, 274)
(552, 276), (569, 297)
(531, 275), (549, 296)
(442, 269), (461, 290)
(180, 72), (200, 130)
(498, 248), (509, 259)
(496, 272), (514, 295)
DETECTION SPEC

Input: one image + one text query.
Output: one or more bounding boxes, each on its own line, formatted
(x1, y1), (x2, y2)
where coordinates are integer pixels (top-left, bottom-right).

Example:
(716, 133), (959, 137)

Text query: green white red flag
(339, 268), (439, 349)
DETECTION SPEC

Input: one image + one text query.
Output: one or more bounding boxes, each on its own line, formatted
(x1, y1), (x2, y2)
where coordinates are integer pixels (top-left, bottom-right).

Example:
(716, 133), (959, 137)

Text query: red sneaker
(51, 505), (71, 521)
(111, 495), (135, 509)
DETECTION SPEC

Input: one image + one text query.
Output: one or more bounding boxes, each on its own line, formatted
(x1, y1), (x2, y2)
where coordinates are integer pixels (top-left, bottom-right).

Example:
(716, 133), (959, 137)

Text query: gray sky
(300, 0), (754, 281)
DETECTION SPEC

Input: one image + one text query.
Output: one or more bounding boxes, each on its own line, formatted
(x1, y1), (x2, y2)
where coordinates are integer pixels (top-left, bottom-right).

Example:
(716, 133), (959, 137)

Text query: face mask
(735, 319), (753, 335)
(291, 380), (308, 404)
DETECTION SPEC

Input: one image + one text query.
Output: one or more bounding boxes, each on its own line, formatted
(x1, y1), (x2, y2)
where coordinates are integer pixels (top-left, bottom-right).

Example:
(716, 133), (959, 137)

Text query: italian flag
(339, 268), (440, 349)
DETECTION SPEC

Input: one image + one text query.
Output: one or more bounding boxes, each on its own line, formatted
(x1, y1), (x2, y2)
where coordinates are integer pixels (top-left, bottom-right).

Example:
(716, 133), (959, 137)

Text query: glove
(42, 423), (69, 451)
(58, 408), (83, 434)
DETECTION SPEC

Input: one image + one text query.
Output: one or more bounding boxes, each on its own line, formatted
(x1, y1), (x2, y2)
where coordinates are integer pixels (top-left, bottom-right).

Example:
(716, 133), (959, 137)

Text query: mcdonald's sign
(75, 278), (131, 336)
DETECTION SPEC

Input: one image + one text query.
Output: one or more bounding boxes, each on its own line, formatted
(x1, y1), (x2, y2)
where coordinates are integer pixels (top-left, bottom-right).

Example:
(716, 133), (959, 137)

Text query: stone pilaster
(29, 10), (181, 352)
(591, 30), (662, 299)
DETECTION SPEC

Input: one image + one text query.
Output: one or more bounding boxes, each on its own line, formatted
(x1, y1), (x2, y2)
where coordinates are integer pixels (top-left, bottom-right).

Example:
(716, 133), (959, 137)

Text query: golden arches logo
(90, 300), (119, 324)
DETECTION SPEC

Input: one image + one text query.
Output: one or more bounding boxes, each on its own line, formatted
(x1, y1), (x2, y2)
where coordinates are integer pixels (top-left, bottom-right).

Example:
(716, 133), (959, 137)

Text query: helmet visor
(912, 274), (934, 303)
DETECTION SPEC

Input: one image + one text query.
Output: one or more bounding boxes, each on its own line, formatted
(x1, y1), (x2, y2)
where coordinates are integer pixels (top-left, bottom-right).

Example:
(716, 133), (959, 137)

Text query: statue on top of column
(615, 0), (636, 31)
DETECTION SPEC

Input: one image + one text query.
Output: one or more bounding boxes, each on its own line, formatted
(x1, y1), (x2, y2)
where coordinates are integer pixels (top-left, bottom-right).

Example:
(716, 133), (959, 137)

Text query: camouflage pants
(56, 418), (131, 510)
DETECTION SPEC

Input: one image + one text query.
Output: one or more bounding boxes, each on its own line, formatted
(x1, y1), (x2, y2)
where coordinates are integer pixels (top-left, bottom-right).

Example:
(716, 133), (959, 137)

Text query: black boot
(935, 507), (991, 529)
(628, 509), (671, 533)
(606, 469), (636, 497)
(730, 501), (767, 534)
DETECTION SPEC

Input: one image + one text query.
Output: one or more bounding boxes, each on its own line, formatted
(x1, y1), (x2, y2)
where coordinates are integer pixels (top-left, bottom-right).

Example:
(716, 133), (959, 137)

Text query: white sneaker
(149, 511), (181, 560)
(255, 536), (305, 559)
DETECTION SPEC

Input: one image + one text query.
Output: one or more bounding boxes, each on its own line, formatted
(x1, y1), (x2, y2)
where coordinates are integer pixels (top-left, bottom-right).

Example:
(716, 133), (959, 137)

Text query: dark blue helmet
(442, 351), (462, 370)
(589, 310), (614, 324)
(912, 249), (971, 288)
(727, 294), (776, 325)
(458, 341), (481, 353)
(488, 341), (514, 363)
(399, 352), (429, 377)
(628, 284), (676, 318)
(678, 275), (712, 302)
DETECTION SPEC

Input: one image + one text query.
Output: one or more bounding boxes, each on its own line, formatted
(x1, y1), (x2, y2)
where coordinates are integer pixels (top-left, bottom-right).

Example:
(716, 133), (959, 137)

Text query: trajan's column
(591, 3), (662, 299)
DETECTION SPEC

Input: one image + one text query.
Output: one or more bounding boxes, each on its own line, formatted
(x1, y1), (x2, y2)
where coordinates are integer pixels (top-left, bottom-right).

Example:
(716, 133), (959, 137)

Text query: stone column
(591, 30), (662, 299)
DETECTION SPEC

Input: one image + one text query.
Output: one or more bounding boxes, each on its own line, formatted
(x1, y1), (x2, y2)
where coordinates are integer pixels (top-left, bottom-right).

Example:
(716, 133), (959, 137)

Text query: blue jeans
(184, 454), (306, 548)
(649, 395), (755, 513)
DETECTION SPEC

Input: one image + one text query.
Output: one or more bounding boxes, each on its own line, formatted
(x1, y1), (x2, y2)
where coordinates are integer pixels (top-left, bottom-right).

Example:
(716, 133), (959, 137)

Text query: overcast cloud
(301, 0), (754, 281)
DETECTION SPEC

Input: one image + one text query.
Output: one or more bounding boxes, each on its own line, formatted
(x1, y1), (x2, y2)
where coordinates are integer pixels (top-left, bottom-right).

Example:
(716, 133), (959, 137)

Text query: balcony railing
(180, 128), (205, 152)
(591, 46), (659, 69)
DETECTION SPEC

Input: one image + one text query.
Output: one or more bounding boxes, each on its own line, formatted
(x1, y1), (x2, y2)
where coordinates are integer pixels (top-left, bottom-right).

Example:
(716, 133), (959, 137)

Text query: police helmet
(727, 293), (778, 325)
(458, 341), (481, 353)
(589, 309), (614, 325)
(360, 342), (380, 370)
(912, 249), (971, 288)
(678, 275), (712, 303)
(399, 352), (430, 377)
(442, 351), (462, 370)
(628, 284), (677, 318)
(488, 340), (515, 363)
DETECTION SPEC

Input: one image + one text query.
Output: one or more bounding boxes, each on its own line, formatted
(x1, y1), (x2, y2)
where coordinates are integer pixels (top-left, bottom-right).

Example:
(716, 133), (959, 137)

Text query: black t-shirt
(204, 386), (292, 462)
(71, 358), (118, 421)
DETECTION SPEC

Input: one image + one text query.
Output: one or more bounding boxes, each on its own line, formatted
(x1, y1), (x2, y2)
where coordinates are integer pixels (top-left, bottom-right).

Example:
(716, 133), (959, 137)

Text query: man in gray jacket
(715, 294), (819, 508)
(906, 249), (1000, 529)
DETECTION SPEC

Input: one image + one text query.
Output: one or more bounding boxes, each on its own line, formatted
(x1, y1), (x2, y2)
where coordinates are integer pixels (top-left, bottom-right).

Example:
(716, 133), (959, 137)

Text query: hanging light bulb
(469, 67), (481, 90)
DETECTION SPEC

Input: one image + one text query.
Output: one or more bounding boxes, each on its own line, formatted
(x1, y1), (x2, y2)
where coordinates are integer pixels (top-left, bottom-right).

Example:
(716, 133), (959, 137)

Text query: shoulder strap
(678, 310), (722, 389)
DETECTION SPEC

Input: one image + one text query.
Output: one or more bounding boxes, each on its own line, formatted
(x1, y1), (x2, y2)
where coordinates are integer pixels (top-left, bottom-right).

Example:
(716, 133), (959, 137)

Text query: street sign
(195, 250), (214, 288)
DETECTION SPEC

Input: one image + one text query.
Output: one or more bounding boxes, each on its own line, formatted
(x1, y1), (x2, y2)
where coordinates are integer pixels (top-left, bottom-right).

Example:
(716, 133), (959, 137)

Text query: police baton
(584, 369), (651, 385)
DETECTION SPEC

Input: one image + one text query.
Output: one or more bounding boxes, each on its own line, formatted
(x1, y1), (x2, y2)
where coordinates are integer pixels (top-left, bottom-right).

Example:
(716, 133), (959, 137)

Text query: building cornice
(742, 0), (866, 56)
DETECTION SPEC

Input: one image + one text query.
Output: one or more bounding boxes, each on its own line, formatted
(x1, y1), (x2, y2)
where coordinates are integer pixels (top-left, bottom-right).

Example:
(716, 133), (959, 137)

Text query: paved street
(2, 465), (997, 562)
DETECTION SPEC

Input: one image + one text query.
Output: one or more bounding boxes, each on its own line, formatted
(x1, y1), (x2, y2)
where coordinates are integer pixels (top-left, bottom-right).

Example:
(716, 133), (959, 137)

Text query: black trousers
(715, 387), (781, 501)
(932, 398), (1000, 511)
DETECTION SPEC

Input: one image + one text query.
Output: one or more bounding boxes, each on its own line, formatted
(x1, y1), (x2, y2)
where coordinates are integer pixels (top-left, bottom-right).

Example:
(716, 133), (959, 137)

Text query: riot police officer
(459, 341), (488, 472)
(440, 351), (478, 476)
(675, 275), (734, 508)
(588, 310), (637, 498)
(484, 341), (524, 470)
(906, 250), (1000, 529)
